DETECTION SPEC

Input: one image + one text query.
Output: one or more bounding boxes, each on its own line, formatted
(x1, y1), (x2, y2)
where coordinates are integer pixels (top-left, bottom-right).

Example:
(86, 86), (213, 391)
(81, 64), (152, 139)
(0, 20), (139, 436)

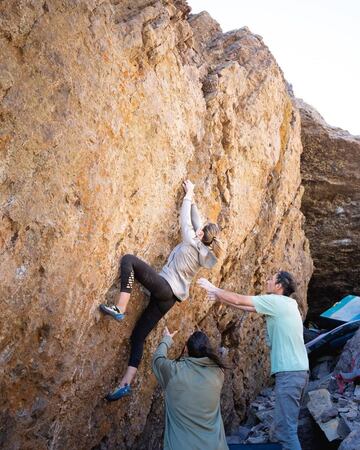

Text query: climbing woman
(100, 180), (224, 401)
(152, 328), (229, 450)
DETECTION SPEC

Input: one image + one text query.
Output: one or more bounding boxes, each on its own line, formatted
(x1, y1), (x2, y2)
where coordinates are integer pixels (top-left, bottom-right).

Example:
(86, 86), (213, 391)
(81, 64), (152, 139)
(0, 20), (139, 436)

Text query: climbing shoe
(106, 384), (132, 402)
(99, 304), (125, 321)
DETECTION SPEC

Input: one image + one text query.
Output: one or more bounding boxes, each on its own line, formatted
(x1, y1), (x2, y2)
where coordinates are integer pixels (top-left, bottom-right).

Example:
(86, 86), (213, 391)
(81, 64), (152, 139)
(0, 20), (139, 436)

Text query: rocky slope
(298, 100), (360, 319)
(0, 1), (312, 449)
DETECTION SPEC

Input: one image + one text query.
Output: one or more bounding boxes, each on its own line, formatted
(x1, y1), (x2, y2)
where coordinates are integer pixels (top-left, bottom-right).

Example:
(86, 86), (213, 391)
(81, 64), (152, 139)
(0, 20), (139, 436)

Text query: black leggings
(120, 254), (177, 368)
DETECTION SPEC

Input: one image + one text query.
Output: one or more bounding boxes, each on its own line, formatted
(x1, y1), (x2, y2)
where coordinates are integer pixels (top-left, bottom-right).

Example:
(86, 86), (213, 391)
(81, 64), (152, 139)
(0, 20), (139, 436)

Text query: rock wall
(0, 1), (312, 449)
(298, 100), (360, 319)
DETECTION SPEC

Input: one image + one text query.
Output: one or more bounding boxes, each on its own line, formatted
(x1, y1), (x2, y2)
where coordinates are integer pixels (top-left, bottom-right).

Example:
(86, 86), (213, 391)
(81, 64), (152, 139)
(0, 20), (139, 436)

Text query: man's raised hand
(197, 277), (217, 293)
(197, 278), (220, 301)
(164, 326), (178, 338)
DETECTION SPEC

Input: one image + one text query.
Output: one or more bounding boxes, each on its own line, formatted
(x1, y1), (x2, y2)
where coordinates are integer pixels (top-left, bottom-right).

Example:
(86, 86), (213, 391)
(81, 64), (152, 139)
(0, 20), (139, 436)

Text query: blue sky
(188, 0), (360, 135)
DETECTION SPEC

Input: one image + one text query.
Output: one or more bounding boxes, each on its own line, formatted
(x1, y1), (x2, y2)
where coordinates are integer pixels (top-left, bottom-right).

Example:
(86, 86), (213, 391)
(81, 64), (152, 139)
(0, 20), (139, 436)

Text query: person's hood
(183, 356), (219, 367)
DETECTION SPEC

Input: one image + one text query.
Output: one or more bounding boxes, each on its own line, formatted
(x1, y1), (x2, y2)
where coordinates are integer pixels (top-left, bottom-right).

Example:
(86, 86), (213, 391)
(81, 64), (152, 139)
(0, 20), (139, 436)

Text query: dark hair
(186, 331), (228, 370)
(276, 271), (296, 297)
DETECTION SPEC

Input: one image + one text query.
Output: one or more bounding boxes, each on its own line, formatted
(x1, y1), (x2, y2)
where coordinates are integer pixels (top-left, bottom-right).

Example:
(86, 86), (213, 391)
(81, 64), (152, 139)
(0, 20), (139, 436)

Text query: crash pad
(306, 319), (360, 357)
(320, 295), (360, 329)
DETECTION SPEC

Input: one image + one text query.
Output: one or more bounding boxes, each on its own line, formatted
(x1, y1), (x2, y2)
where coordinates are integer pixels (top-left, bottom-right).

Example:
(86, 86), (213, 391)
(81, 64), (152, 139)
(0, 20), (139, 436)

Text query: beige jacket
(159, 198), (217, 301)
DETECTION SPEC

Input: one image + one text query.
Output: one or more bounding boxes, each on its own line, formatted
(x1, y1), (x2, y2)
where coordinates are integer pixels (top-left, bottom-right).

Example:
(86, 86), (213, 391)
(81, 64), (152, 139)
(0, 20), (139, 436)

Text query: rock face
(0, 1), (312, 449)
(298, 100), (360, 319)
(334, 328), (360, 377)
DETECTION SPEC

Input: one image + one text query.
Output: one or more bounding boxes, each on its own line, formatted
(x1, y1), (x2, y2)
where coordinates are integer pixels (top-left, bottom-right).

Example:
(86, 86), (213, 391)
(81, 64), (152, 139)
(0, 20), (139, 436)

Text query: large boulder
(298, 100), (360, 318)
(0, 1), (312, 449)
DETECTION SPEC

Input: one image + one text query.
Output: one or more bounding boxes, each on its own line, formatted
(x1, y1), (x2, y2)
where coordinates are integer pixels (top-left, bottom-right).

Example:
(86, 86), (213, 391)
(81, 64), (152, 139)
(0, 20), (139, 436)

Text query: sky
(188, 0), (360, 135)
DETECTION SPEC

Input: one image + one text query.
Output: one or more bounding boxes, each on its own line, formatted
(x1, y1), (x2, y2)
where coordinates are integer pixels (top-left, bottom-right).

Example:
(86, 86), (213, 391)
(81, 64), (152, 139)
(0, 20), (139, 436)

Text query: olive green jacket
(152, 336), (228, 450)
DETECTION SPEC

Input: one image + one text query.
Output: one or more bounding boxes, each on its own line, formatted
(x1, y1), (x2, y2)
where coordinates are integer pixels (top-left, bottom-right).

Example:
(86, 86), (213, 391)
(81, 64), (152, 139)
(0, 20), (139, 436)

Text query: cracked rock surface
(1, 1), (312, 449)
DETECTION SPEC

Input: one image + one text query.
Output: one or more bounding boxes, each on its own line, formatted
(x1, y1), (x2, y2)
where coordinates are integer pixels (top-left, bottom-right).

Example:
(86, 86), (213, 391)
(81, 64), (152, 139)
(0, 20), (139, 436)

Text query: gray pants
(274, 370), (309, 450)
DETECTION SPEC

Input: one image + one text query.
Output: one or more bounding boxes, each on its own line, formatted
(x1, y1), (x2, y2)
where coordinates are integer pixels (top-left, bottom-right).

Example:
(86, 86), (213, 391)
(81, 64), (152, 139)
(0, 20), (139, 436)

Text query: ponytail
(202, 223), (225, 259)
(211, 236), (225, 259)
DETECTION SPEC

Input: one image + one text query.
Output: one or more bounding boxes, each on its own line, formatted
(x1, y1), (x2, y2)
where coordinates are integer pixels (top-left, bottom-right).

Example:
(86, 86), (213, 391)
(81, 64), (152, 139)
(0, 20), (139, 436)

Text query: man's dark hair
(276, 271), (296, 297)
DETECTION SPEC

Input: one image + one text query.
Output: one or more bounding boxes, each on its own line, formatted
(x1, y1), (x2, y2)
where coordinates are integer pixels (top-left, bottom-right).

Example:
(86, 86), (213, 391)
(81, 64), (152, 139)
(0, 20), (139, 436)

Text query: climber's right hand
(183, 179), (195, 196)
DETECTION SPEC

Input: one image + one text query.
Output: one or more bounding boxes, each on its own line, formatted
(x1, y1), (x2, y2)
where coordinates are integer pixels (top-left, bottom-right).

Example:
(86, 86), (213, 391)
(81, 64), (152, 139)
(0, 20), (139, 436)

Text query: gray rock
(354, 385), (360, 402)
(312, 360), (330, 380)
(307, 389), (334, 421)
(251, 401), (268, 410)
(339, 407), (351, 413)
(252, 422), (269, 433)
(334, 395), (350, 408)
(226, 425), (251, 445)
(237, 426), (251, 441)
(246, 434), (268, 444)
(307, 373), (333, 392)
(259, 387), (274, 398)
(320, 406), (338, 423)
(255, 408), (274, 427)
(337, 417), (353, 440)
(341, 407), (359, 421)
(226, 435), (242, 444)
(307, 389), (349, 441)
(338, 429), (360, 450)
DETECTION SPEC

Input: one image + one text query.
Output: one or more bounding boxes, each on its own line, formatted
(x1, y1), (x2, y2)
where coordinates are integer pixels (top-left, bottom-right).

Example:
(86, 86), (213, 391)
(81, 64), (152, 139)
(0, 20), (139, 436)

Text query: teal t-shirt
(252, 294), (309, 375)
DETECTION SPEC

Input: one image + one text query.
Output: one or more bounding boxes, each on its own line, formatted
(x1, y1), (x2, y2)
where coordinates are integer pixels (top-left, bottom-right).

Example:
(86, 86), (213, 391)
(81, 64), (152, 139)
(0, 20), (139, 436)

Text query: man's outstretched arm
(197, 278), (256, 312)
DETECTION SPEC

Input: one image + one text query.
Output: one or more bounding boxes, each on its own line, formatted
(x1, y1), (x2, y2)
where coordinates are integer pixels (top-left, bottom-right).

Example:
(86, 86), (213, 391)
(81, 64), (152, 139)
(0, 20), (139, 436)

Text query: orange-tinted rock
(1, 2), (312, 449)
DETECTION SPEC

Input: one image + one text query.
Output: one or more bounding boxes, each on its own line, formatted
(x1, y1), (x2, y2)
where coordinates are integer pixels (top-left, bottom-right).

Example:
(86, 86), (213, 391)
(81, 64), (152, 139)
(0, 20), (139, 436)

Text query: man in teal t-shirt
(198, 271), (309, 450)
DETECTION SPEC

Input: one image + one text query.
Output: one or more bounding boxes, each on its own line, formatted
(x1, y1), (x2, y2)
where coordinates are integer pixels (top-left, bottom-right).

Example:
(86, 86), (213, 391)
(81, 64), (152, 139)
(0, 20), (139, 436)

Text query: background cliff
(0, 1), (312, 449)
(298, 100), (360, 319)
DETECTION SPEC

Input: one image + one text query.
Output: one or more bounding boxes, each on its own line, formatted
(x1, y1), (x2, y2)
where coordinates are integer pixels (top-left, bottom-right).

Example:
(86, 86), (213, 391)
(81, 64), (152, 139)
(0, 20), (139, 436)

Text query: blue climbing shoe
(106, 384), (132, 402)
(99, 304), (125, 321)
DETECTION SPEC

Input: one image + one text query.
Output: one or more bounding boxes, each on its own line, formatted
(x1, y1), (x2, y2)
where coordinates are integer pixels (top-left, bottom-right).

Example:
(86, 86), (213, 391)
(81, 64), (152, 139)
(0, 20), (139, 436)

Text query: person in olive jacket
(152, 327), (229, 450)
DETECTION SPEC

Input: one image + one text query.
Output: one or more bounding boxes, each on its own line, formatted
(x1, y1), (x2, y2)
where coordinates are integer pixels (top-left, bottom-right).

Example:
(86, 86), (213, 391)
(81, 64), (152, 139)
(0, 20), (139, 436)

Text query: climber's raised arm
(180, 180), (198, 243)
(191, 200), (203, 232)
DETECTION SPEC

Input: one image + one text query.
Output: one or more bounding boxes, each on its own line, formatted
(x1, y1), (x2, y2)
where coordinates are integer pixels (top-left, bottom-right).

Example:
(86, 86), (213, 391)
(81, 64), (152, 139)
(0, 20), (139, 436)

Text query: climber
(152, 327), (229, 450)
(100, 179), (224, 401)
(197, 271), (309, 450)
